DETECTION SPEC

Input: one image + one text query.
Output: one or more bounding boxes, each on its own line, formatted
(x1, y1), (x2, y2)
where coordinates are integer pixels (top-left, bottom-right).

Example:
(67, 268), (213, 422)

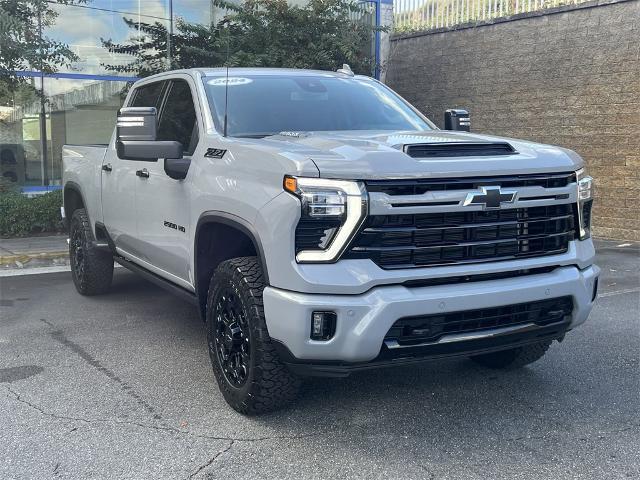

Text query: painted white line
(0, 265), (71, 277)
(0, 264), (123, 278)
(598, 288), (640, 298)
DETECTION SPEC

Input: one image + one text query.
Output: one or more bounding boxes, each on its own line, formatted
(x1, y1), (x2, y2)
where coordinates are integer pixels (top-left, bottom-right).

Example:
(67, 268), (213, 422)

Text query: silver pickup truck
(62, 67), (599, 414)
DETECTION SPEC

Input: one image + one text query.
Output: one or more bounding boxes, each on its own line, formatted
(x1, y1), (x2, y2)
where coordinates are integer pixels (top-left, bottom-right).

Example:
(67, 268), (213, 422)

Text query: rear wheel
(470, 340), (553, 369)
(206, 257), (300, 415)
(69, 209), (114, 295)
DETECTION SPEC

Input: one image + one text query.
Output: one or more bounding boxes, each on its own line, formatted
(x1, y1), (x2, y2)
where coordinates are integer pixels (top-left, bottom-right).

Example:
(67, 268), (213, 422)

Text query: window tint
(203, 75), (432, 137)
(157, 80), (198, 153)
(130, 81), (165, 108)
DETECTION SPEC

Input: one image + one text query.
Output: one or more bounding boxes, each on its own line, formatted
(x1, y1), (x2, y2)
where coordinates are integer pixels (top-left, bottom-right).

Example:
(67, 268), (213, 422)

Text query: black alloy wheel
(70, 224), (87, 289)
(206, 257), (300, 414)
(212, 287), (251, 387)
(69, 208), (114, 295)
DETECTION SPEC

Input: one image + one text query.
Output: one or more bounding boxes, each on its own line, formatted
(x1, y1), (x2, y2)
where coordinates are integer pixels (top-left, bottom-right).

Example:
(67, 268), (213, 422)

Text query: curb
(0, 251), (69, 268)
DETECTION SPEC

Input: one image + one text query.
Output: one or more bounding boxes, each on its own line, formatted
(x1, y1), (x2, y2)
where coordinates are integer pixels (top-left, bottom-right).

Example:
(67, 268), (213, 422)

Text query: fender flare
(194, 211), (270, 304)
(63, 181), (87, 223)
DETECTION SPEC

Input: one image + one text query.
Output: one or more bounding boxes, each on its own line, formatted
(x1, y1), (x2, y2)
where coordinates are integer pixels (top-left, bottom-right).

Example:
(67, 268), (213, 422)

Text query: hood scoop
(405, 142), (516, 158)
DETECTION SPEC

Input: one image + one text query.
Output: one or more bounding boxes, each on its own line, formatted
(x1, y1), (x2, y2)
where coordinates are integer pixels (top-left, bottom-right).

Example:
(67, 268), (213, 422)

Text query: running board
(114, 255), (198, 305)
(66, 238), (110, 251)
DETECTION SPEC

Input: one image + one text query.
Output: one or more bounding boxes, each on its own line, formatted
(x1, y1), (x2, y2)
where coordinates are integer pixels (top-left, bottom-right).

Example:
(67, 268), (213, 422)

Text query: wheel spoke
(212, 286), (250, 387)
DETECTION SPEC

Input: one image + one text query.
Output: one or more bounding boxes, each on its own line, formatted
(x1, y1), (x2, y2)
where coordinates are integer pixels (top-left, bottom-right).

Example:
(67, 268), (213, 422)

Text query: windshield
(203, 74), (433, 137)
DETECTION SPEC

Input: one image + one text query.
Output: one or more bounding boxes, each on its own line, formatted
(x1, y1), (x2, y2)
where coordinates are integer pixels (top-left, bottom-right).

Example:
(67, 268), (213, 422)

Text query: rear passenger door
(102, 80), (166, 257)
(133, 78), (199, 288)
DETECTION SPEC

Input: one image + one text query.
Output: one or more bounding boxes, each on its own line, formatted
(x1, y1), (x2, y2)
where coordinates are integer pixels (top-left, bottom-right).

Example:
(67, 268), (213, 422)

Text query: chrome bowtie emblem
(463, 186), (517, 210)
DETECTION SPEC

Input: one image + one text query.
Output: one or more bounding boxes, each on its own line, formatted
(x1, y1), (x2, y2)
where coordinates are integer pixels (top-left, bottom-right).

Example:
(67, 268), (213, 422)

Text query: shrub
(0, 190), (65, 237)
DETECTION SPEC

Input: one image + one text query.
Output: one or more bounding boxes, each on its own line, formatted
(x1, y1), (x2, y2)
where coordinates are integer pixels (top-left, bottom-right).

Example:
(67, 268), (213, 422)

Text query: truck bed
(62, 144), (109, 229)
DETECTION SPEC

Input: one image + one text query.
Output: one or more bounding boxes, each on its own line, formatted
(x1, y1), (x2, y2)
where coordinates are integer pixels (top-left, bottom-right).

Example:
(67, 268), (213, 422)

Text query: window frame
(126, 77), (200, 158)
(156, 79), (200, 156)
(130, 80), (168, 110)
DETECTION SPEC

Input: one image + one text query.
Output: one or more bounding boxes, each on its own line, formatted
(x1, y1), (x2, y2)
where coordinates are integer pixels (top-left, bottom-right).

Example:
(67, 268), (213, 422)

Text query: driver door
(102, 80), (166, 257)
(133, 78), (198, 288)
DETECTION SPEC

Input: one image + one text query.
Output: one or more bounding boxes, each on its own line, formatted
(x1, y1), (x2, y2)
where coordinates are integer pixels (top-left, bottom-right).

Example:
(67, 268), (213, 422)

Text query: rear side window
(130, 81), (165, 108)
(157, 80), (198, 154)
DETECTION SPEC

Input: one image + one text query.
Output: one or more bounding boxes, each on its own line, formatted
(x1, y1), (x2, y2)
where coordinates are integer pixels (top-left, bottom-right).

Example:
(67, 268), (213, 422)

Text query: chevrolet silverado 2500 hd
(62, 67), (599, 414)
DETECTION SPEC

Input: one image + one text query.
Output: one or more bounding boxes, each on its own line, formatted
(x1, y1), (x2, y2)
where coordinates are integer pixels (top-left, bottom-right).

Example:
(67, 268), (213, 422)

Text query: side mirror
(164, 157), (191, 180)
(444, 109), (470, 132)
(116, 107), (183, 161)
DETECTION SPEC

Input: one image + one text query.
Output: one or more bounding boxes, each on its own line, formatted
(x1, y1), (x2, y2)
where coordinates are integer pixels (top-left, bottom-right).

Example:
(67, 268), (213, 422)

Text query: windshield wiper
(233, 131), (310, 139)
(233, 132), (280, 139)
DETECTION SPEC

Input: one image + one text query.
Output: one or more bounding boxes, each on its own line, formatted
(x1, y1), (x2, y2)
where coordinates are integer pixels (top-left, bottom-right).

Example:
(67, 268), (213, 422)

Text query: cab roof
(139, 67), (367, 83)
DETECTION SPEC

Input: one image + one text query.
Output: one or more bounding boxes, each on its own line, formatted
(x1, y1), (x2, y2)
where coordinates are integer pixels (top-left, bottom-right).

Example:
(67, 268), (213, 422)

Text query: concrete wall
(386, 0), (640, 241)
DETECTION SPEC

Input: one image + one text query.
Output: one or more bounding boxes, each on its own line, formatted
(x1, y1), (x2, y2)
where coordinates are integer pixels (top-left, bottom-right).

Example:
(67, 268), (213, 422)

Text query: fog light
(310, 311), (336, 341)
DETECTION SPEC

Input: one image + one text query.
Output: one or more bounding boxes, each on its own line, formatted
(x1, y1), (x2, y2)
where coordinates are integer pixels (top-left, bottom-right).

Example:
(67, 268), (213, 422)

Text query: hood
(260, 130), (583, 180)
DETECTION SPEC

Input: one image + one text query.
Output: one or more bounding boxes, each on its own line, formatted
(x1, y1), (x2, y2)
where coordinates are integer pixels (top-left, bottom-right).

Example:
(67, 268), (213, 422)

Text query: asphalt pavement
(1, 240), (638, 479)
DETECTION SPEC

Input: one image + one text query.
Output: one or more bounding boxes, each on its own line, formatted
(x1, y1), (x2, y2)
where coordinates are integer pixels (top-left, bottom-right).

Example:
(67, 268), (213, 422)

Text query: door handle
(135, 168), (149, 178)
(102, 163), (112, 172)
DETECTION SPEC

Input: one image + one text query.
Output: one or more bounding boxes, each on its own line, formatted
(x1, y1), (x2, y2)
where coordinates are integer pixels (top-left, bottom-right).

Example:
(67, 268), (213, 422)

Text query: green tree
(0, 0), (86, 104)
(102, 0), (381, 77)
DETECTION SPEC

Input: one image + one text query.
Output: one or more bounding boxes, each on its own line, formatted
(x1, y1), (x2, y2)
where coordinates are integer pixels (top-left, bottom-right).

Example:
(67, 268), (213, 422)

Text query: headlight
(576, 168), (593, 240)
(284, 176), (368, 263)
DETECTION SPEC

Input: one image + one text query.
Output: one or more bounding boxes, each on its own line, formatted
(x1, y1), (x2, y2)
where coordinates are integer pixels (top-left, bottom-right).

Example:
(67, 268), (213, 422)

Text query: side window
(157, 80), (198, 154)
(130, 81), (165, 108)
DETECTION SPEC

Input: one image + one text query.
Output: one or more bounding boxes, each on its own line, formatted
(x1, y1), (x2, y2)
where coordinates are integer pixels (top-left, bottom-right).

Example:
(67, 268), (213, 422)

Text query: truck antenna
(222, 19), (230, 137)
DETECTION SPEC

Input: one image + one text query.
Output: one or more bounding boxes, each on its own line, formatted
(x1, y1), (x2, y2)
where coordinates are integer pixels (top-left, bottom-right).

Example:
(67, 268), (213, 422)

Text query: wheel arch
(63, 182), (86, 224)
(194, 212), (269, 320)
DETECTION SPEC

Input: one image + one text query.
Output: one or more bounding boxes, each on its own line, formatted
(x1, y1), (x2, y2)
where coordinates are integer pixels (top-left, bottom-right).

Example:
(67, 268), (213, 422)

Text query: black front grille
(344, 204), (575, 268)
(405, 142), (516, 158)
(385, 297), (573, 346)
(366, 172), (575, 196)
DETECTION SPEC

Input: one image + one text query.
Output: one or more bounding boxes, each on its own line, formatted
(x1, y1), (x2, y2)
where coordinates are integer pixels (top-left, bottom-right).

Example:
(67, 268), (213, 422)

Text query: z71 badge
(204, 148), (226, 159)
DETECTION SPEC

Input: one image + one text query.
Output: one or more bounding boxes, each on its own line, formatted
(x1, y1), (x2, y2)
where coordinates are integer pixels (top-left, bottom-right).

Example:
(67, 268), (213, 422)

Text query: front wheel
(206, 257), (300, 415)
(69, 209), (114, 295)
(470, 340), (553, 369)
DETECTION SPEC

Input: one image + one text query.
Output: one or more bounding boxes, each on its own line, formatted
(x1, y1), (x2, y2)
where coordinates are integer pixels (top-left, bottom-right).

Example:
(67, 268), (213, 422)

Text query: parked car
(0, 144), (25, 184)
(62, 67), (599, 414)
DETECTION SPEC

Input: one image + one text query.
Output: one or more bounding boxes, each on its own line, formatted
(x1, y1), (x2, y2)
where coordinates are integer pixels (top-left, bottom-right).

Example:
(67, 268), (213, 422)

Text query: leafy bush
(0, 190), (64, 237)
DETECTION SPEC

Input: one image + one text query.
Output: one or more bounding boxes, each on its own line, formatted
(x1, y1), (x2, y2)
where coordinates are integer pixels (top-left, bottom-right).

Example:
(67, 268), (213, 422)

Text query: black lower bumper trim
(273, 321), (570, 378)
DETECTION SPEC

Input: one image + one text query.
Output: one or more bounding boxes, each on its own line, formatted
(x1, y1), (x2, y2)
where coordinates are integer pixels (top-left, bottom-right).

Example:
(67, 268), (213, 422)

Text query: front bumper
(263, 264), (599, 373)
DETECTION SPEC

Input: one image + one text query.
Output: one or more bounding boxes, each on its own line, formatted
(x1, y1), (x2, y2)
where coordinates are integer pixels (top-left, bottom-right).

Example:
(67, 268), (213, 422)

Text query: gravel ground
(0, 240), (638, 479)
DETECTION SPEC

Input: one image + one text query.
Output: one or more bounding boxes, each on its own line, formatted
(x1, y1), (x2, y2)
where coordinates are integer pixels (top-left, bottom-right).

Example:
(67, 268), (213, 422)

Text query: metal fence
(394, 0), (593, 32)
(350, 0), (382, 78)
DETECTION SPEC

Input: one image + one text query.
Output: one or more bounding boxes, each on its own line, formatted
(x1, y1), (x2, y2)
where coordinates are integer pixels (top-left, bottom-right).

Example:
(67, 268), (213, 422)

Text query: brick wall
(386, 0), (640, 241)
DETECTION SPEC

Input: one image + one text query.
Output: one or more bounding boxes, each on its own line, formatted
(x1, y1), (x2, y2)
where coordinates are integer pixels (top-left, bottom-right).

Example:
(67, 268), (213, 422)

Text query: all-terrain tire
(206, 257), (300, 415)
(470, 340), (553, 369)
(69, 208), (114, 295)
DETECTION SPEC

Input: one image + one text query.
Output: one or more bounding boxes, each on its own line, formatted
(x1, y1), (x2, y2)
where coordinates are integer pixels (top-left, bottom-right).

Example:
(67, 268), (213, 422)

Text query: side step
(66, 238), (110, 251)
(114, 255), (198, 306)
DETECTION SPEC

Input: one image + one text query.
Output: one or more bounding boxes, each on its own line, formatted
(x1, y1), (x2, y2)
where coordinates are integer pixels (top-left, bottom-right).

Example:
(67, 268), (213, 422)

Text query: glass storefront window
(44, 77), (133, 185)
(0, 77), (45, 187)
(46, 0), (174, 76)
(0, 75), (132, 188)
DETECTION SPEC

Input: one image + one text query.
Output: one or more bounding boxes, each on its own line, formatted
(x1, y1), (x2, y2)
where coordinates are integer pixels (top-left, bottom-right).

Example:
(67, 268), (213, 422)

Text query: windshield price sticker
(207, 77), (253, 86)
